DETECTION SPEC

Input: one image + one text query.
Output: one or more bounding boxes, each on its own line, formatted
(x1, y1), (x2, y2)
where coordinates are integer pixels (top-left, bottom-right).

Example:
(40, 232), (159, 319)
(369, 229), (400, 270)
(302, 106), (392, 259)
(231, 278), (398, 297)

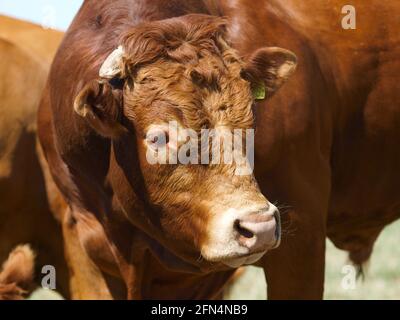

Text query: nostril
(234, 219), (254, 239)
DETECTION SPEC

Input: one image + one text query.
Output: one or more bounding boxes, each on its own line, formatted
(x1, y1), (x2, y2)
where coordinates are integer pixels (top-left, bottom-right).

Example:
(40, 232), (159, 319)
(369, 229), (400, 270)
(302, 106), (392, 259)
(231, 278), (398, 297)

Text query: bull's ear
(74, 80), (127, 138)
(242, 47), (297, 100)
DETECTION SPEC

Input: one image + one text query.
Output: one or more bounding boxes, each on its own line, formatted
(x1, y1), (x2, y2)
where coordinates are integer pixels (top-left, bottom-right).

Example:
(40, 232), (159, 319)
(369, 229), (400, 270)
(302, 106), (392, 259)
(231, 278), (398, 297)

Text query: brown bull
(0, 16), (69, 298)
(38, 0), (400, 299)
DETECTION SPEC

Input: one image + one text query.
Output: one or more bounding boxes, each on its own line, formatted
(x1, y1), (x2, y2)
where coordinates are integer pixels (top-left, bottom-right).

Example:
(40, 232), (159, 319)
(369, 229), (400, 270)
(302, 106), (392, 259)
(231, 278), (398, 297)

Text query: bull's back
(224, 0), (400, 204)
(276, 1), (400, 217)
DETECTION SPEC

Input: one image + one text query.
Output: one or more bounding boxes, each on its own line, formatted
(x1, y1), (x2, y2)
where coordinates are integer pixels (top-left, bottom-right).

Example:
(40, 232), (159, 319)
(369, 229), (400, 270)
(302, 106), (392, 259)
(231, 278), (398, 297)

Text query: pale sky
(0, 0), (84, 30)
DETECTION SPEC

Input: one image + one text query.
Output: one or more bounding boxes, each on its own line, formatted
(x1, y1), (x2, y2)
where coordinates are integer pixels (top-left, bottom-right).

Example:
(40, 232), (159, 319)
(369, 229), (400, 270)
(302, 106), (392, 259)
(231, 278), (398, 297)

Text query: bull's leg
(37, 146), (115, 299)
(62, 210), (112, 300)
(261, 214), (326, 299)
(256, 149), (330, 299)
(62, 207), (128, 300)
(258, 171), (330, 299)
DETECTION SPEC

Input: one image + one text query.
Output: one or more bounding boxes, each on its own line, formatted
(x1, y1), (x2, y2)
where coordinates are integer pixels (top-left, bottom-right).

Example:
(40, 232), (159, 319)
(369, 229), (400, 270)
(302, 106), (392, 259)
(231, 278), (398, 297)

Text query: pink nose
(234, 209), (281, 252)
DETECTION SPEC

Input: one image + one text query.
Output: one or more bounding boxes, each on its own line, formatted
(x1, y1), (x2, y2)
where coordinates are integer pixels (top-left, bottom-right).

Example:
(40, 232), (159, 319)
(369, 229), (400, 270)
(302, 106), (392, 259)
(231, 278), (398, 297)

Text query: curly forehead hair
(119, 14), (238, 74)
(119, 14), (254, 133)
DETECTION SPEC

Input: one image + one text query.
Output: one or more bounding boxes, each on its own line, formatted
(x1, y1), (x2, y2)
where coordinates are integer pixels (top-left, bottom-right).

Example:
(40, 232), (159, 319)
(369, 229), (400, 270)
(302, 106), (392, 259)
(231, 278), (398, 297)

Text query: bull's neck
(81, 0), (220, 23)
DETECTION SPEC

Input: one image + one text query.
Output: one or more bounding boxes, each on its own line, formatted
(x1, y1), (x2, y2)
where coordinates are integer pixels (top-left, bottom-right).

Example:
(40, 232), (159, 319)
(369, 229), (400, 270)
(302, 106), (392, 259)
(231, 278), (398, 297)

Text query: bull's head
(73, 14), (297, 268)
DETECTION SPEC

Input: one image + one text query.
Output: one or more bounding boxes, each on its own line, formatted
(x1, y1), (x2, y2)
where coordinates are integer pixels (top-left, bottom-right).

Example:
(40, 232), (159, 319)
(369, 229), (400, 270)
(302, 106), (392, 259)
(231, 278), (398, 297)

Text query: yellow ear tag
(252, 83), (266, 100)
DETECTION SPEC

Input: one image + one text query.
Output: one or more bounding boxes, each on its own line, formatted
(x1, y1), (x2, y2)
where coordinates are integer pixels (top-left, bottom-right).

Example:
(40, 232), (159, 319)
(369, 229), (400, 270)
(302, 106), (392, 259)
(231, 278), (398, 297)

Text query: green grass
(226, 220), (400, 300)
(29, 221), (400, 300)
(324, 220), (400, 299)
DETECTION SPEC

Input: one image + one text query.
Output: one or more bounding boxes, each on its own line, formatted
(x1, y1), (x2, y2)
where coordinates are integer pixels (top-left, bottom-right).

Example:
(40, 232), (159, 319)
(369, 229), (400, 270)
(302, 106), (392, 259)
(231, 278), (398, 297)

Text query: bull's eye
(147, 130), (169, 149)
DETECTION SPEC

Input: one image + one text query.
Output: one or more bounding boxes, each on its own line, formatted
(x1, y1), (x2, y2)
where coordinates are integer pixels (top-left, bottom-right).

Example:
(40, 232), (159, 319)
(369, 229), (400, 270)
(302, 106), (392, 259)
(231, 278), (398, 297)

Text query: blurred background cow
(0, 15), (68, 298)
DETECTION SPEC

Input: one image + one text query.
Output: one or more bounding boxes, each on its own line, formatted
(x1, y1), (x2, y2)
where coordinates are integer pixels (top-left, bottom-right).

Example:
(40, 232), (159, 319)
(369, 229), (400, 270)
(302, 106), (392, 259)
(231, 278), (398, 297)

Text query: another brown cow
(0, 16), (69, 298)
(38, 0), (400, 299)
